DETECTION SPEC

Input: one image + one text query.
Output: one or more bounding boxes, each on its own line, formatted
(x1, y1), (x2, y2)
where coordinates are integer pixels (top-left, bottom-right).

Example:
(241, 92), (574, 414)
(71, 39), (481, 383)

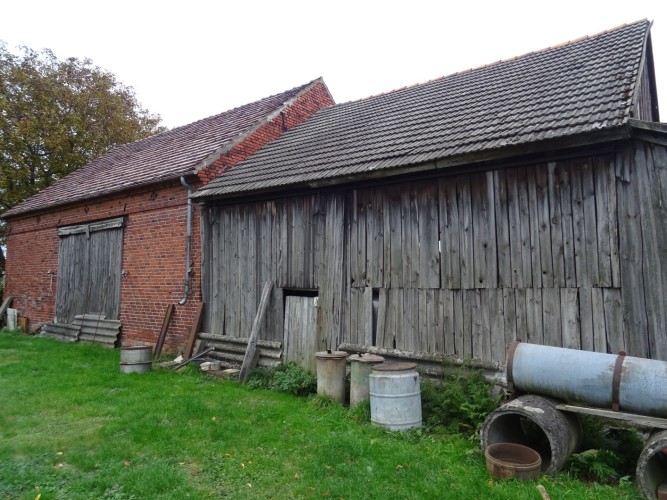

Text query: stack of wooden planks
(41, 313), (121, 347)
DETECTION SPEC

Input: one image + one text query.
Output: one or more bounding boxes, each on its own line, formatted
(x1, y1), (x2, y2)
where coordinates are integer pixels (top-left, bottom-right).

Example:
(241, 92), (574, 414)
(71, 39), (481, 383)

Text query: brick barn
(2, 79), (334, 351)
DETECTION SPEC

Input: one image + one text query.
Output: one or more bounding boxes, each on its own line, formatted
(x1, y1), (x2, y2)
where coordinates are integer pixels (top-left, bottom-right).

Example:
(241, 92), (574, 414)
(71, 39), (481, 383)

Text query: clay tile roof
(194, 20), (652, 199)
(3, 78), (323, 217)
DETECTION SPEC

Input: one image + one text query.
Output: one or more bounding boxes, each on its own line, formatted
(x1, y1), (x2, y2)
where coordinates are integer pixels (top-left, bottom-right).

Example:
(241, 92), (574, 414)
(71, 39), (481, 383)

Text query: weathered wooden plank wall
(56, 221), (123, 323)
(202, 143), (667, 365)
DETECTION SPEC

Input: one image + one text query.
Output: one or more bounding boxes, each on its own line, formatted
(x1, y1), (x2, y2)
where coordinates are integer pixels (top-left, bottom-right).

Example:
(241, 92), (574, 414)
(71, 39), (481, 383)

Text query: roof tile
(4, 79), (323, 217)
(195, 21), (651, 199)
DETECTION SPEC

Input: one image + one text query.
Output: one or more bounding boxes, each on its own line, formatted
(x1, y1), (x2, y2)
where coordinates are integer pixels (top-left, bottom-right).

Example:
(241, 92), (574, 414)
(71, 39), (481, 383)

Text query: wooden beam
(240, 282), (273, 383)
(153, 304), (174, 357)
(555, 403), (667, 430)
(183, 302), (205, 359)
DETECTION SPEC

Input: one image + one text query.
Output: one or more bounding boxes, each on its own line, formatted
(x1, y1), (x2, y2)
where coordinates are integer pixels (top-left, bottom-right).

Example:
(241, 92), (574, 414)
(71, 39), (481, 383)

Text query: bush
(421, 365), (501, 437)
(247, 362), (316, 396)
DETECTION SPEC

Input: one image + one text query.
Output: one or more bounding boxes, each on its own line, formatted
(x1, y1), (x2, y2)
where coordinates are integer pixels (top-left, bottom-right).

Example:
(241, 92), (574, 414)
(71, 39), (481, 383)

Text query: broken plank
(240, 281), (274, 383)
(154, 304), (174, 357)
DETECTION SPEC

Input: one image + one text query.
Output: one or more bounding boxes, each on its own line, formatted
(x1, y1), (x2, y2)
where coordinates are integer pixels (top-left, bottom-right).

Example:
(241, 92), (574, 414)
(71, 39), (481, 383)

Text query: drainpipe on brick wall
(179, 176), (192, 306)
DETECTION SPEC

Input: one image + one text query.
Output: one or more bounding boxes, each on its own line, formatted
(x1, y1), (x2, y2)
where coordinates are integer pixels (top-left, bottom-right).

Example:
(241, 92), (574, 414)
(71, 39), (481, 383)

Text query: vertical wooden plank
(503, 288), (517, 351)
(591, 288), (607, 353)
(548, 162), (566, 287)
(477, 289), (489, 361)
(542, 288), (561, 347)
(418, 182), (441, 288)
(439, 177), (461, 289)
(375, 288), (388, 347)
(401, 187), (414, 288)
(458, 175), (474, 289)
(616, 148), (649, 358)
(489, 289), (505, 364)
(570, 161), (589, 287)
(582, 160), (600, 287)
(557, 162), (577, 287)
(560, 288), (580, 349)
(535, 164), (554, 287)
(516, 167), (533, 287)
(427, 289), (438, 353)
(494, 169), (512, 288)
(418, 289), (428, 352)
(506, 167), (525, 288)
(526, 288), (543, 345)
(578, 287), (594, 352)
(635, 144), (667, 359)
(462, 289), (474, 358)
(513, 288), (528, 343)
(645, 144), (667, 360)
(594, 157), (613, 287)
(453, 290), (464, 357)
(526, 167), (543, 287)
(368, 189), (384, 287)
(472, 172), (497, 288)
(603, 288), (624, 355)
(387, 186), (403, 288)
(607, 156), (621, 287)
(441, 289), (455, 355)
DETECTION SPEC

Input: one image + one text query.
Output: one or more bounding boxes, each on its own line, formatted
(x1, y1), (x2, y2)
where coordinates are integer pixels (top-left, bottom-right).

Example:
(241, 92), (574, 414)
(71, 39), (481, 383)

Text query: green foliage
(247, 362), (316, 396)
(567, 449), (623, 484)
(565, 416), (644, 485)
(421, 366), (501, 437)
(0, 42), (165, 239)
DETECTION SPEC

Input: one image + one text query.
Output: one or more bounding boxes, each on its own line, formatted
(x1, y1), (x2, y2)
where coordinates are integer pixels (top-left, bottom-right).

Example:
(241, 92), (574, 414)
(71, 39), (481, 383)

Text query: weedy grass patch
(0, 329), (641, 499)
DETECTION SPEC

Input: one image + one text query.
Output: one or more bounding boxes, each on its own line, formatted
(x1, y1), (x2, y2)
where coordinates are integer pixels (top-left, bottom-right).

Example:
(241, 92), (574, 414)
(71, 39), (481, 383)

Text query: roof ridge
(156, 77), (323, 134)
(340, 19), (650, 106)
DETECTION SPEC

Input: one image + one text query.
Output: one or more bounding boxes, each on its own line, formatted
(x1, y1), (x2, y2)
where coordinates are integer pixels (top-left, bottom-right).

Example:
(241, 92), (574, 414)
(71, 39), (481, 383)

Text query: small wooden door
(283, 295), (318, 371)
(55, 218), (123, 323)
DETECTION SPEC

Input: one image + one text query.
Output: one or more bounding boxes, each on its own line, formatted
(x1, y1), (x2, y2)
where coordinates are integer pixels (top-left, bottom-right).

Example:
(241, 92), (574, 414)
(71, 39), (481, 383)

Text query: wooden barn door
(283, 295), (318, 371)
(55, 218), (123, 324)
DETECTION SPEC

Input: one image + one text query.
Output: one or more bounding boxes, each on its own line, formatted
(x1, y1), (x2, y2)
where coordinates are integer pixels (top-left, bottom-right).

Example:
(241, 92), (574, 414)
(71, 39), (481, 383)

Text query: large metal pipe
(178, 176), (192, 306)
(507, 342), (667, 418)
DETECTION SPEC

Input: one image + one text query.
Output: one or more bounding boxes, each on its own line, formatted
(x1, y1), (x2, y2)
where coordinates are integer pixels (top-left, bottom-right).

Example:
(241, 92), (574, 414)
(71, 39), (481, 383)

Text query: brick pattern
(3, 81), (333, 352)
(197, 81), (334, 183)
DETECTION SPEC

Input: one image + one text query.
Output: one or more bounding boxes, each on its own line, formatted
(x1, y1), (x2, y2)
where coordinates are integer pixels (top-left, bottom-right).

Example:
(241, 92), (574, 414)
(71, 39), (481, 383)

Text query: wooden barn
(192, 20), (667, 372)
(2, 79), (333, 350)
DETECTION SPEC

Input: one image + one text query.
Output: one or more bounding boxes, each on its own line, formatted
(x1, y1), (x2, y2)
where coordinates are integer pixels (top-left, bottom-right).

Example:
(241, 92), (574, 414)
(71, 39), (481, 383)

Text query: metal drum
(315, 350), (348, 403)
(349, 353), (384, 407)
(369, 362), (422, 431)
(120, 346), (153, 374)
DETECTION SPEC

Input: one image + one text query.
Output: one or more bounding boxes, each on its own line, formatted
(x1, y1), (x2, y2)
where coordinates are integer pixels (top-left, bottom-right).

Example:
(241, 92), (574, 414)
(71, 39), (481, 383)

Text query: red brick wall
(198, 81), (334, 183)
(4, 182), (202, 352)
(3, 81), (333, 352)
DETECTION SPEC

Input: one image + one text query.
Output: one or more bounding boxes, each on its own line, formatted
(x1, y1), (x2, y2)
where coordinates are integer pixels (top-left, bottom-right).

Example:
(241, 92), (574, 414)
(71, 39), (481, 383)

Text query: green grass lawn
(0, 329), (641, 499)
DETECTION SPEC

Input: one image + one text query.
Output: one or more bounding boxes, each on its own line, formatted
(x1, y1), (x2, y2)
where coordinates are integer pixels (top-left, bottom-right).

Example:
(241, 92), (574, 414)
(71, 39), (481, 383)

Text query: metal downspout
(179, 176), (192, 305)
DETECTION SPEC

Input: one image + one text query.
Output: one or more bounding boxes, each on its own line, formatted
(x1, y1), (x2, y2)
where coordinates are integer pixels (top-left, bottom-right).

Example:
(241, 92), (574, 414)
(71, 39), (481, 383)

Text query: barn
(192, 20), (667, 372)
(2, 79), (334, 350)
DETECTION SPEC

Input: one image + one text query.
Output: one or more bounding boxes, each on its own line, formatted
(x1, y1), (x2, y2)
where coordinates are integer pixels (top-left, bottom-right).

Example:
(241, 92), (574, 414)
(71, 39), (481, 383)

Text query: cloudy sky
(1, 0), (665, 129)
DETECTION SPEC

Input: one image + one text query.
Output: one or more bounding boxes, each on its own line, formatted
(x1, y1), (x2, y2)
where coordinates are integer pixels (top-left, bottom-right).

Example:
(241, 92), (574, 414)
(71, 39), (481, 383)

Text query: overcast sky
(1, 0), (665, 129)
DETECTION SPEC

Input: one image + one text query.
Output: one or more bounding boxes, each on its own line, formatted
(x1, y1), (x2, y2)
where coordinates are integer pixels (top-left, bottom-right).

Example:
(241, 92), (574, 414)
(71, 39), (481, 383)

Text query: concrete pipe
(480, 394), (582, 475)
(636, 430), (667, 500)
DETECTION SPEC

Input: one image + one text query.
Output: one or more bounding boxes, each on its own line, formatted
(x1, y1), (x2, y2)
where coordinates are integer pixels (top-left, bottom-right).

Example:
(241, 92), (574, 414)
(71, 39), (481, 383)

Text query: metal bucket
(369, 362), (422, 431)
(120, 346), (153, 374)
(315, 350), (348, 403)
(485, 443), (542, 481)
(349, 353), (384, 407)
